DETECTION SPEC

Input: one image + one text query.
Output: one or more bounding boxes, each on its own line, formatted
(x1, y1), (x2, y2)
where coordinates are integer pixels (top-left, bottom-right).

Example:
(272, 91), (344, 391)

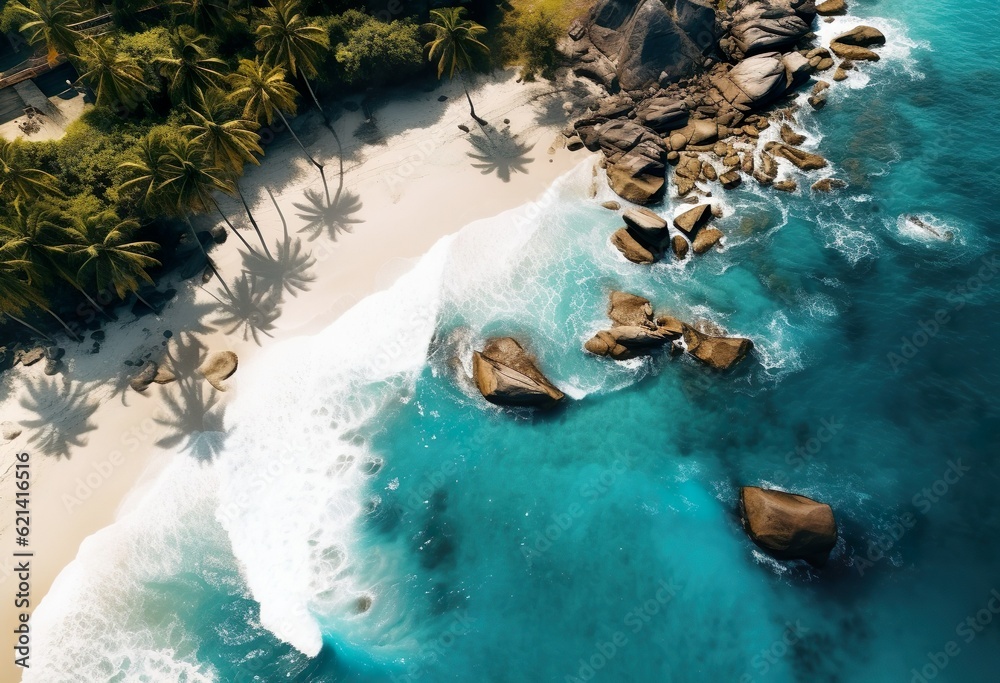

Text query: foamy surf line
(24, 161), (594, 679)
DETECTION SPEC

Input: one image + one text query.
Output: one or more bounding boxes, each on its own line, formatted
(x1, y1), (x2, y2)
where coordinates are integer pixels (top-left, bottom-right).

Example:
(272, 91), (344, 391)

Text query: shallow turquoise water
(27, 0), (1000, 681)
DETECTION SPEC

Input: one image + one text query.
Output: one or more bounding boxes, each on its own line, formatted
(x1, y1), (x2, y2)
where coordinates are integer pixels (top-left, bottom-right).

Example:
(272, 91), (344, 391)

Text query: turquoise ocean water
(26, 1), (1000, 681)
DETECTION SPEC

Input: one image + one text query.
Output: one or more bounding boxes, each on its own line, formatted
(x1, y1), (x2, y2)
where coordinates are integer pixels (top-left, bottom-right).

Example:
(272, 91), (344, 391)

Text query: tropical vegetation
(0, 0), (562, 343)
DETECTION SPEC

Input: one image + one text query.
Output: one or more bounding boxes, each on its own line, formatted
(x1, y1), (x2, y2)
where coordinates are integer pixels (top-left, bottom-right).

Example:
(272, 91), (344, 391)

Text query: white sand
(0, 68), (598, 680)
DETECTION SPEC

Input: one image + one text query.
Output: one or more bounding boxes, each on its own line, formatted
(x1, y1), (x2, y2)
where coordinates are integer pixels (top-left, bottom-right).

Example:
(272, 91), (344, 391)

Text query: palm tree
(183, 89), (269, 256)
(76, 36), (153, 111)
(0, 250), (81, 341)
(63, 211), (161, 307)
(254, 0), (343, 195)
(0, 139), (62, 202)
(14, 0), (83, 65)
(0, 202), (111, 320)
(0, 259), (55, 342)
(119, 134), (235, 298)
(168, 0), (236, 35)
(156, 26), (229, 106)
(228, 57), (329, 201)
(158, 136), (259, 257)
(423, 7), (491, 126)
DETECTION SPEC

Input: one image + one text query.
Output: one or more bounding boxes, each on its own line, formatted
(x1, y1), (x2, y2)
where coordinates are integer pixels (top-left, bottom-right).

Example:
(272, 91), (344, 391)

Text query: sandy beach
(0, 68), (595, 681)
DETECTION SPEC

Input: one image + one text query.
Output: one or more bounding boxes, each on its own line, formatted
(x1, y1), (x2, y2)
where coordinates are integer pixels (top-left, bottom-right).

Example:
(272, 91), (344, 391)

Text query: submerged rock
(811, 178), (847, 192)
(740, 486), (838, 564)
(585, 292), (682, 360)
(691, 227), (724, 254)
(473, 338), (564, 408)
(199, 351), (239, 391)
(766, 142), (829, 170)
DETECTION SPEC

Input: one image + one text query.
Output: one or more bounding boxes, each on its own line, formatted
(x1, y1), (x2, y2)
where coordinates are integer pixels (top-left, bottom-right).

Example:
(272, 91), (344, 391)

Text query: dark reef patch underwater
(26, 0), (1000, 681)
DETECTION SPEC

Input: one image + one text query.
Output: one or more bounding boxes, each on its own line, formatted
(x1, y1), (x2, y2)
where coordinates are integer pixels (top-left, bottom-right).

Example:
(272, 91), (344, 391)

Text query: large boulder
(673, 203), (713, 238)
(740, 486), (838, 564)
(830, 25), (885, 61)
(129, 361), (159, 392)
(585, 325), (678, 360)
(472, 338), (564, 408)
(692, 226), (724, 254)
(765, 142), (828, 170)
(815, 0), (846, 15)
(623, 208), (670, 249)
(581, 0), (721, 91)
(634, 97), (689, 132)
(199, 351), (239, 391)
(709, 52), (789, 113)
(730, 0), (816, 56)
(611, 228), (657, 264)
(597, 120), (669, 205)
(608, 290), (656, 327)
(683, 326), (754, 369)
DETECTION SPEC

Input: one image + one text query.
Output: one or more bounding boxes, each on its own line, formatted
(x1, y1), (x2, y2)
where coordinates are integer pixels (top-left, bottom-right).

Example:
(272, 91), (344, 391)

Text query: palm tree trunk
(302, 74), (344, 202)
(265, 186), (288, 240)
(42, 306), (82, 341)
(185, 216), (234, 300)
(460, 74), (488, 127)
(209, 196), (258, 255)
(6, 313), (55, 343)
(275, 108), (330, 204)
(236, 183), (271, 259)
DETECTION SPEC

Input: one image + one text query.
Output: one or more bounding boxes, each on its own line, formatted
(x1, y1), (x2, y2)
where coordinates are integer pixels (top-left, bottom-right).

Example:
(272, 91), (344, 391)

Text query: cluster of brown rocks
(564, 0), (885, 204)
(610, 202), (723, 264)
(129, 350), (238, 393)
(0, 344), (66, 376)
(584, 291), (753, 370)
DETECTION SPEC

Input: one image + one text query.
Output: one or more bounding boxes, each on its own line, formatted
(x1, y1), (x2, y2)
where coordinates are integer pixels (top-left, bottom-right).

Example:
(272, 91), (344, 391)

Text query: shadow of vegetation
(293, 188), (364, 242)
(532, 82), (602, 129)
(152, 332), (228, 463)
(241, 235), (317, 300)
(209, 274), (281, 346)
(467, 126), (533, 182)
(18, 377), (100, 459)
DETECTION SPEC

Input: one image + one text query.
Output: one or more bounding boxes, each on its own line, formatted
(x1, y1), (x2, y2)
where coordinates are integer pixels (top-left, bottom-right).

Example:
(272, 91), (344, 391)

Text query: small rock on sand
(601, 201), (621, 211)
(1, 422), (22, 441)
(199, 351), (239, 391)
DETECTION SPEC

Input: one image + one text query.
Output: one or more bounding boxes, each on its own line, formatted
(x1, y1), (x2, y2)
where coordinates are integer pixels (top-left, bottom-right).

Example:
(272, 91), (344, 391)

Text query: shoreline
(0, 68), (593, 681)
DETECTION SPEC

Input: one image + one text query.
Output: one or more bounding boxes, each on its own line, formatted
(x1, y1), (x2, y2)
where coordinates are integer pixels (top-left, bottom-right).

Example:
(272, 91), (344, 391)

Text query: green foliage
(502, 9), (560, 80)
(334, 18), (422, 86)
(116, 27), (174, 99)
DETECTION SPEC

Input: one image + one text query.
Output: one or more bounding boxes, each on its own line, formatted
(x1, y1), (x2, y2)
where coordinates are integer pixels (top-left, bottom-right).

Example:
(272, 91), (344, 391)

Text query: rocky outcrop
(765, 142), (828, 170)
(728, 0), (816, 57)
(683, 326), (753, 369)
(740, 486), (838, 564)
(815, 0), (846, 15)
(623, 208), (671, 249)
(597, 119), (670, 204)
(611, 227), (657, 264)
(472, 338), (564, 408)
(708, 52), (789, 114)
(635, 97), (690, 132)
(585, 292), (682, 360)
(199, 351), (239, 391)
(570, 0), (722, 91)
(692, 227), (724, 254)
(830, 25), (885, 61)
(673, 203), (713, 238)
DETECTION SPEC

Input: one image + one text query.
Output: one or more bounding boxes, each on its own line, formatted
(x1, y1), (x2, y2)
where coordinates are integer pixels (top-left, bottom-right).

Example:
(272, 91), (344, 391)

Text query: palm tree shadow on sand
(208, 274), (281, 346)
(153, 332), (228, 463)
(293, 187), (364, 242)
(466, 126), (533, 182)
(18, 377), (100, 459)
(241, 192), (317, 300)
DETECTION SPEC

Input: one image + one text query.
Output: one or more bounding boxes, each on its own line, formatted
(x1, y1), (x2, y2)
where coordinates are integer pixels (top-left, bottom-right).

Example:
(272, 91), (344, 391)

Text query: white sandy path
(0, 68), (599, 681)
